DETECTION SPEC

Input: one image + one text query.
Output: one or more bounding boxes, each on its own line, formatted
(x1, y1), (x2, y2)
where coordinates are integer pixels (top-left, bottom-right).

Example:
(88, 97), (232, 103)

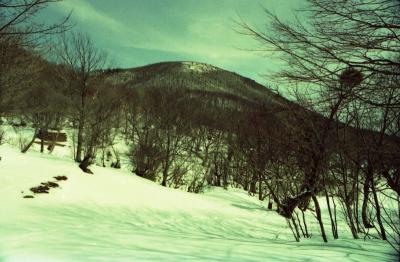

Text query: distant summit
(180, 61), (218, 73)
(101, 61), (288, 107)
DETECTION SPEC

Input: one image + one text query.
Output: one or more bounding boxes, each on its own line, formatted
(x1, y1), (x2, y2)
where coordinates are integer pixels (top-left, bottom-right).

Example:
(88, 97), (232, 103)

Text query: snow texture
(181, 62), (218, 73)
(0, 143), (396, 261)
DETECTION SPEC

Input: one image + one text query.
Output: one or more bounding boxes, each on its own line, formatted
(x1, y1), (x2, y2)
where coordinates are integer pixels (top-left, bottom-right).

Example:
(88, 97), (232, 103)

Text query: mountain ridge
(100, 61), (289, 107)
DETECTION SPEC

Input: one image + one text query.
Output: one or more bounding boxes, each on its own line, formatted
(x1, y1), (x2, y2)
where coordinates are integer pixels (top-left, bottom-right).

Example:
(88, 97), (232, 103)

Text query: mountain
(98, 61), (399, 152)
(100, 61), (289, 108)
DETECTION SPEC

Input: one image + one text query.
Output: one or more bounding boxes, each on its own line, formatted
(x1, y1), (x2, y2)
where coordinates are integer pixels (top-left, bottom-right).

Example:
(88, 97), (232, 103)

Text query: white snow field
(0, 144), (397, 262)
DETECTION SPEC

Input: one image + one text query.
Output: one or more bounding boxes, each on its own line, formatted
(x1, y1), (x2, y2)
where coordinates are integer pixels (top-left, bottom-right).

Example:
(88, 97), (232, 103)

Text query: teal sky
(41, 0), (304, 84)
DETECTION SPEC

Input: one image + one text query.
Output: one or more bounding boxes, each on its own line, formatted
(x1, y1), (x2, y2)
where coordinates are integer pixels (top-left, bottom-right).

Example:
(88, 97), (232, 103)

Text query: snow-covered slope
(0, 145), (396, 262)
(180, 61), (218, 73)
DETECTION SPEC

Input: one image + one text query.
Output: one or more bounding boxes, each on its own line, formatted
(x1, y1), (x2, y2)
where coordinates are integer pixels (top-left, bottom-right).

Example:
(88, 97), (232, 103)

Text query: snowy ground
(0, 140), (397, 261)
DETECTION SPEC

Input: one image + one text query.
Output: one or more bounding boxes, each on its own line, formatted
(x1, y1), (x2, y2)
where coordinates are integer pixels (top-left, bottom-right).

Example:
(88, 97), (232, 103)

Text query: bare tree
(0, 0), (70, 118)
(238, 0), (399, 245)
(78, 83), (121, 173)
(55, 32), (108, 162)
(20, 60), (68, 153)
(0, 0), (70, 40)
(0, 37), (42, 114)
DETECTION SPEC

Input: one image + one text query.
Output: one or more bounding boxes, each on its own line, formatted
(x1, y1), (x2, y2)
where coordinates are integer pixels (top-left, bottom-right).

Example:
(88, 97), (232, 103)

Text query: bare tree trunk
(291, 216), (301, 240)
(249, 178), (256, 196)
(287, 218), (300, 242)
(268, 195), (273, 210)
(111, 144), (121, 169)
(79, 154), (93, 174)
(362, 167), (374, 229)
(295, 211), (306, 238)
(223, 149), (232, 189)
(40, 138), (44, 153)
(161, 165), (168, 187)
(258, 170), (263, 201)
(101, 148), (106, 167)
(21, 129), (38, 153)
(344, 200), (359, 239)
(312, 195), (328, 242)
(161, 135), (171, 187)
(354, 169), (362, 233)
(301, 209), (310, 238)
(48, 131), (60, 153)
(325, 190), (338, 239)
(75, 119), (83, 162)
(371, 180), (387, 240)
(340, 170), (358, 238)
(244, 173), (249, 191)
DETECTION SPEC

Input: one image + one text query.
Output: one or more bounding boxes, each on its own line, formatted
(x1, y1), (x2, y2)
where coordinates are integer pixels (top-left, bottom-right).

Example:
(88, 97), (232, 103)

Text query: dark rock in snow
(41, 181), (59, 188)
(30, 185), (49, 194)
(54, 175), (68, 181)
(23, 195), (34, 198)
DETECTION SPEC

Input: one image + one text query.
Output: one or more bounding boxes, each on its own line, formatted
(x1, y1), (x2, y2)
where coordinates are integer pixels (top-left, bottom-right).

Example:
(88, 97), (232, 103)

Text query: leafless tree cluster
(54, 32), (108, 163)
(0, 0), (70, 113)
(236, 0), (399, 250)
(0, 1), (122, 174)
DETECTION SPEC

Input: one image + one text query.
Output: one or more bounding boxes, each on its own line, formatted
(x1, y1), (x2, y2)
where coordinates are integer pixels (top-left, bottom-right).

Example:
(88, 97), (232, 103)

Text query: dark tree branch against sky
(34, 0), (305, 84)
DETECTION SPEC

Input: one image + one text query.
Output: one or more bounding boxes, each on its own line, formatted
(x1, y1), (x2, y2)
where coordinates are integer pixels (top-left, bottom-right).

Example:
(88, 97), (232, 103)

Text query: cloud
(58, 0), (127, 33)
(50, 0), (285, 83)
(56, 0), (258, 59)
